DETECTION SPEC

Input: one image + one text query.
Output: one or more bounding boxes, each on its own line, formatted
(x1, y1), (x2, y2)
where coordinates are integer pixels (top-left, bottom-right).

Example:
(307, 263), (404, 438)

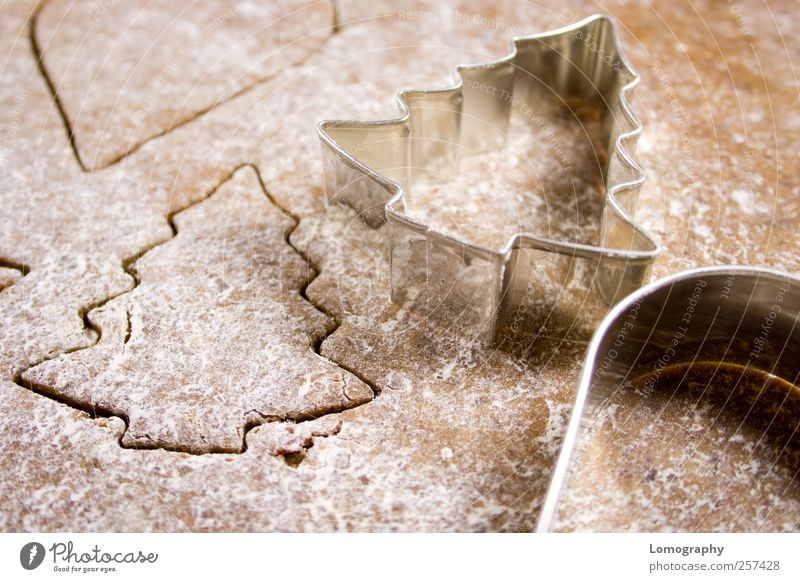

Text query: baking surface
(554, 363), (800, 531)
(0, 0), (797, 531)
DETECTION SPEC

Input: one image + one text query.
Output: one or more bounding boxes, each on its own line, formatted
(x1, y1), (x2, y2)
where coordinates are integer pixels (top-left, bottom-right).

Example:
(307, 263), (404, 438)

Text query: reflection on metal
(538, 267), (800, 531)
(318, 14), (659, 343)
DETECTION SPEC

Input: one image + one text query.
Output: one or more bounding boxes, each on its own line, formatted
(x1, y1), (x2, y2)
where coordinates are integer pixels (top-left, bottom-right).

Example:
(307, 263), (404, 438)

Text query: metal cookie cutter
(538, 267), (800, 531)
(318, 14), (660, 343)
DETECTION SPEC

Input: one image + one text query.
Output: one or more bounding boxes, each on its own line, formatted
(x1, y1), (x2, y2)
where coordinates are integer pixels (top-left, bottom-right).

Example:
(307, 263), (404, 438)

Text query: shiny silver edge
(535, 265), (800, 532)
(316, 13), (661, 261)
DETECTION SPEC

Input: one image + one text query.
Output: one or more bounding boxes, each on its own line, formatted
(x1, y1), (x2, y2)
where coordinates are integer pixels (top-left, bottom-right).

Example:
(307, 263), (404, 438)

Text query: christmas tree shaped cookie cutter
(318, 14), (660, 343)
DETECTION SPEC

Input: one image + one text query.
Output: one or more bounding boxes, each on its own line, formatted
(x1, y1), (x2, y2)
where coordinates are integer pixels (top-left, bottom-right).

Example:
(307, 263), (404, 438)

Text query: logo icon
(20, 542), (46, 570)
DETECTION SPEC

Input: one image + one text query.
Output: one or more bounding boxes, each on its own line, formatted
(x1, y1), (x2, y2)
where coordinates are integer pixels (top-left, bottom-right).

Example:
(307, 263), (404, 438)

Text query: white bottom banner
(1, 533), (798, 581)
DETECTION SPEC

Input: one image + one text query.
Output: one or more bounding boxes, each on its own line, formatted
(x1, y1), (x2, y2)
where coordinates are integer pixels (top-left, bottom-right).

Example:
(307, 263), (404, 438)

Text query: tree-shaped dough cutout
(23, 167), (373, 453)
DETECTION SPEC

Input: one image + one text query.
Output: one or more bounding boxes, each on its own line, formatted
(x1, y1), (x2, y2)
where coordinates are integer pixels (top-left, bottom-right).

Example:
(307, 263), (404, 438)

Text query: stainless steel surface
(537, 266), (800, 531)
(318, 14), (660, 343)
